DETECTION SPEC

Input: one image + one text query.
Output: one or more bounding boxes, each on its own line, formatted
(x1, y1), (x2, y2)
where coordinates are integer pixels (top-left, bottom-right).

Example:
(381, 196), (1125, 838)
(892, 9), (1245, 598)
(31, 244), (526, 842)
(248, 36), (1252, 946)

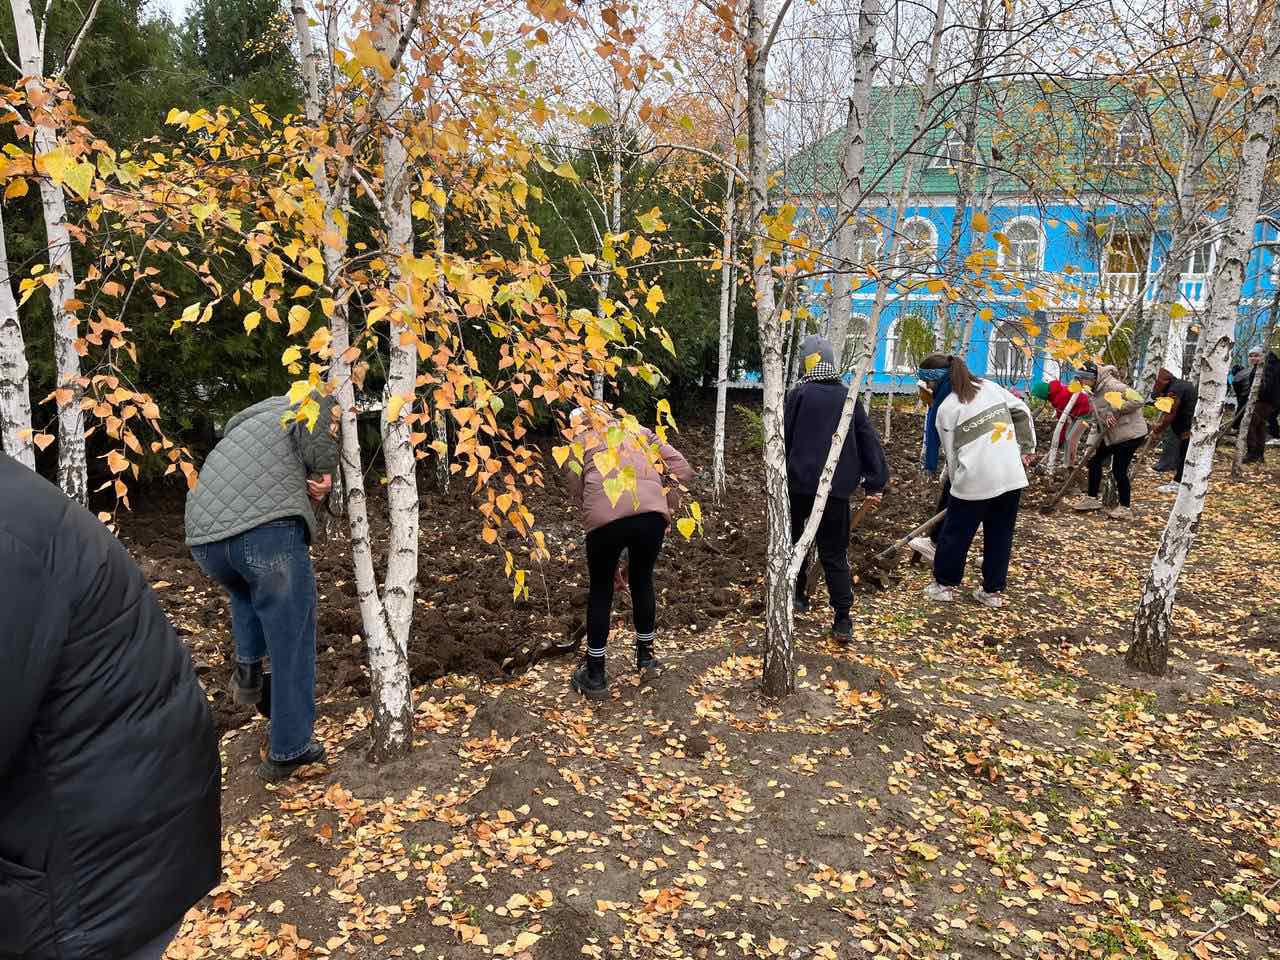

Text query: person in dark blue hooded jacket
(784, 334), (889, 642)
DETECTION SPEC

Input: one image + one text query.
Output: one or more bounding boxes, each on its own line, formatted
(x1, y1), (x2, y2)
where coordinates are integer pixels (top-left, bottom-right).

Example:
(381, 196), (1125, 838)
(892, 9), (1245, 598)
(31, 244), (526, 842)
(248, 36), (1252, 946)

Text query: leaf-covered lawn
(169, 462), (1280, 960)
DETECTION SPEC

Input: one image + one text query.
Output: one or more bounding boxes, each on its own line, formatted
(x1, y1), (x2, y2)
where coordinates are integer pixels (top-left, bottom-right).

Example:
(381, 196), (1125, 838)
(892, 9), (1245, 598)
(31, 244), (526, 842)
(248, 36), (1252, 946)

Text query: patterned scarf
(799, 360), (841, 384)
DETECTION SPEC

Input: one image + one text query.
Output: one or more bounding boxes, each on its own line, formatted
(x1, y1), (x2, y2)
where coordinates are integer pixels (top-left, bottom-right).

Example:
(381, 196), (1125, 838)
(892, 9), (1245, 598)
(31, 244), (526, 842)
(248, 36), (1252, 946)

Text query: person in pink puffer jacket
(564, 408), (694, 700)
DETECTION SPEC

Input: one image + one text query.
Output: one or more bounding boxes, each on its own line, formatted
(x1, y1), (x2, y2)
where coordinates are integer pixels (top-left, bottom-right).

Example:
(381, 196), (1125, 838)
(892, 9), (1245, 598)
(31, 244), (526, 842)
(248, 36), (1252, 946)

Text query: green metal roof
(780, 79), (1192, 201)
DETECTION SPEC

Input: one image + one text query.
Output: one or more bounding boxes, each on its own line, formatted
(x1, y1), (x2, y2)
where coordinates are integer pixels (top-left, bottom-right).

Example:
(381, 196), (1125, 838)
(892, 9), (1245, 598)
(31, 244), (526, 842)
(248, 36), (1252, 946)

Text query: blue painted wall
(800, 201), (1279, 392)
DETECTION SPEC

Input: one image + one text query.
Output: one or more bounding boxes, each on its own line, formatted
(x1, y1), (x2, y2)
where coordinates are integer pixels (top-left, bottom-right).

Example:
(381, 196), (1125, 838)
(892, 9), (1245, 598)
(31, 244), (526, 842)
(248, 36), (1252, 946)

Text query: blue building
(783, 84), (1278, 392)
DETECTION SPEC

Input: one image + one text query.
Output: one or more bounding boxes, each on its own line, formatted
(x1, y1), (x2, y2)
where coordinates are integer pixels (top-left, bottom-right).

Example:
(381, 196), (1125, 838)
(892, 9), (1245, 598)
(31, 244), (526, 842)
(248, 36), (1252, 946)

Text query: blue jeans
(191, 519), (317, 761)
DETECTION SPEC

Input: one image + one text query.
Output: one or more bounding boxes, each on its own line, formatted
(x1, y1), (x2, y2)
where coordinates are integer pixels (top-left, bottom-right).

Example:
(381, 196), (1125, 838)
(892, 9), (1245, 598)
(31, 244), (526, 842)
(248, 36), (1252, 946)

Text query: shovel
(1040, 434), (1105, 515)
(873, 509), (947, 562)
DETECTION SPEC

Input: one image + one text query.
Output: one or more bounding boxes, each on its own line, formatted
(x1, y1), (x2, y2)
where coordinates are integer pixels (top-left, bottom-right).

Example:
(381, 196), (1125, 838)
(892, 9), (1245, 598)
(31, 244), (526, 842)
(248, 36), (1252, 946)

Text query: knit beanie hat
(1077, 361), (1098, 381)
(798, 334), (836, 367)
(1031, 381), (1050, 401)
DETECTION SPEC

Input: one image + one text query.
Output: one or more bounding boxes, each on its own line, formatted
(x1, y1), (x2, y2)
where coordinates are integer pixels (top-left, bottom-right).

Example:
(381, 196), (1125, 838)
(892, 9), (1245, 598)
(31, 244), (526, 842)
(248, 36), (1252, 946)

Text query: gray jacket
(185, 395), (338, 546)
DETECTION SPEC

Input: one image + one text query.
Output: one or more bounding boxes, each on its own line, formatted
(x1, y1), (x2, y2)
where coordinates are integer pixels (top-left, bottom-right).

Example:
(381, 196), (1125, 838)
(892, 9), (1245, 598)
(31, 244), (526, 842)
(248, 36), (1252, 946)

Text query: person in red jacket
(1047, 379), (1092, 419)
(1033, 379), (1092, 467)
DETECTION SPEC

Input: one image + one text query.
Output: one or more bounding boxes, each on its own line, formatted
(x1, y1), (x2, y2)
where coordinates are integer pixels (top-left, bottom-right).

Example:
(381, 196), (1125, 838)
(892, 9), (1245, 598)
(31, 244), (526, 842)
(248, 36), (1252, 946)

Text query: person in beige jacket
(564, 408), (694, 700)
(1072, 361), (1148, 519)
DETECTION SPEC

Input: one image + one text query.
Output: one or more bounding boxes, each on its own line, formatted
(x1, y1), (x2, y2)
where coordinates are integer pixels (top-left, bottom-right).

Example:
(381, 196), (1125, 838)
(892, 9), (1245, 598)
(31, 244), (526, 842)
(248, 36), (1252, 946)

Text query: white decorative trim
(999, 215), (1046, 272)
(896, 216), (939, 266)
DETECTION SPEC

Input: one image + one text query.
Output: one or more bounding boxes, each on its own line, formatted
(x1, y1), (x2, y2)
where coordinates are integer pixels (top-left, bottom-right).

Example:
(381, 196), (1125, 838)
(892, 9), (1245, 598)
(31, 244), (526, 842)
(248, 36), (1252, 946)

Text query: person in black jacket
(784, 334), (889, 643)
(1241, 347), (1280, 463)
(0, 453), (221, 960)
(1150, 367), (1199, 492)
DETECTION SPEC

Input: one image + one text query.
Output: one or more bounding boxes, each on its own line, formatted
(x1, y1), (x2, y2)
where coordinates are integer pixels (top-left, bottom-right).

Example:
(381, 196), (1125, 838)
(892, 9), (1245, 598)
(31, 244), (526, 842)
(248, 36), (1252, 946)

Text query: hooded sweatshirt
(1091, 364), (1148, 445)
(935, 378), (1036, 500)
(1047, 380), (1091, 418)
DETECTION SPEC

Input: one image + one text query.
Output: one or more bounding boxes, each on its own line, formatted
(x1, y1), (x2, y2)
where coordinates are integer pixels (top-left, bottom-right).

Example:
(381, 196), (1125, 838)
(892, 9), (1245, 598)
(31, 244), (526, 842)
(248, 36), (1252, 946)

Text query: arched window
(1001, 217), (1044, 273)
(884, 311), (932, 373)
(989, 324), (1032, 382)
(846, 313), (871, 364)
(1109, 111), (1146, 166)
(930, 129), (967, 169)
(895, 217), (937, 270)
(851, 221), (882, 267)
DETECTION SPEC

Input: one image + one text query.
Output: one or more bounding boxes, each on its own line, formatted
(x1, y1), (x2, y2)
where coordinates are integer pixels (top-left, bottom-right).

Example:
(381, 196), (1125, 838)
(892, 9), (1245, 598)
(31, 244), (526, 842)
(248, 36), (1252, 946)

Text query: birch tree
(0, 204), (32, 466)
(368, 0), (420, 755)
(287, 0), (418, 759)
(823, 0), (879, 369)
(10, 0), (100, 501)
(1128, 0), (1280, 675)
(712, 167), (738, 501)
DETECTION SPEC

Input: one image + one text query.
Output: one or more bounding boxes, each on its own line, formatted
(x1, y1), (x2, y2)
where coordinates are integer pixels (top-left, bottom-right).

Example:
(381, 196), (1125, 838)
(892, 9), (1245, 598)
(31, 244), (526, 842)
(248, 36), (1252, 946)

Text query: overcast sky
(152, 0), (189, 21)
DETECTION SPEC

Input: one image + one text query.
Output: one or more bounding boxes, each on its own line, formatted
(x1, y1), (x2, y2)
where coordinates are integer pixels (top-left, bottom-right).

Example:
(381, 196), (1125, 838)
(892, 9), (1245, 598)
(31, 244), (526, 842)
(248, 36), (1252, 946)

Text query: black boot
(230, 660), (264, 706)
(255, 741), (326, 784)
(571, 659), (609, 701)
(831, 615), (853, 646)
(636, 642), (661, 678)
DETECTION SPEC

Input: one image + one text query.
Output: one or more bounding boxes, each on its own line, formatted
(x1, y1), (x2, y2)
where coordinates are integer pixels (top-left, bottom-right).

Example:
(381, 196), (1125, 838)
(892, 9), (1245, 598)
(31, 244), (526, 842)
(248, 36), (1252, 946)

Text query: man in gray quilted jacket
(185, 393), (339, 782)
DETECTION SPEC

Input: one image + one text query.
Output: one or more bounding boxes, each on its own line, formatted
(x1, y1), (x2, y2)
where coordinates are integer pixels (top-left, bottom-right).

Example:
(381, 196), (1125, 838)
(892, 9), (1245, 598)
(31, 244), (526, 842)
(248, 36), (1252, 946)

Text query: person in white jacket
(918, 353), (1037, 607)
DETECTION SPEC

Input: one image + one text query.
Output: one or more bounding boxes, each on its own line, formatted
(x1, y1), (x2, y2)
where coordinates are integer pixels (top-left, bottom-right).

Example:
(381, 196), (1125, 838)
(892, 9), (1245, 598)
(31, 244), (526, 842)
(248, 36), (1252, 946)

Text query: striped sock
(586, 643), (606, 680)
(636, 631), (655, 662)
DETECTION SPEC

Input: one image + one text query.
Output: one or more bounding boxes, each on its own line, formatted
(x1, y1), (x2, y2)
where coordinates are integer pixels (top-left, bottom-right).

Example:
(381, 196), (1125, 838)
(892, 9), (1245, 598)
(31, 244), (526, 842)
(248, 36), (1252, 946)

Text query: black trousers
(1173, 434), (1191, 482)
(930, 477), (951, 545)
(1246, 401), (1278, 460)
(933, 489), (1021, 593)
(1087, 435), (1143, 507)
(585, 511), (666, 654)
(790, 490), (853, 618)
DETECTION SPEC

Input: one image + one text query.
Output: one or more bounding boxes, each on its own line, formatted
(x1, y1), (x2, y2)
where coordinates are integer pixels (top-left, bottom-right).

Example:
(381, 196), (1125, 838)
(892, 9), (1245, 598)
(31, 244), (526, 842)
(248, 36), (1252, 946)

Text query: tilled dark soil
(119, 399), (1003, 738)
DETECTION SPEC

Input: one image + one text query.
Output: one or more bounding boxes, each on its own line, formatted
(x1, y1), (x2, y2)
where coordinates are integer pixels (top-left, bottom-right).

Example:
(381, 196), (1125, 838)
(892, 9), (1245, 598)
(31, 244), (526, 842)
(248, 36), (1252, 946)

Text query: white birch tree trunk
(883, 380), (893, 441)
(712, 171), (737, 503)
(12, 0), (85, 502)
(757, 0), (948, 699)
(957, 182), (995, 354)
(294, 0), (412, 759)
(1140, 90), (1213, 397)
(432, 198), (450, 491)
(1127, 5), (1280, 675)
(826, 0), (879, 368)
(1044, 396), (1075, 473)
(747, 0), (797, 698)
(0, 205), (33, 467)
(367, 6), (418, 758)
(292, 0), (349, 531)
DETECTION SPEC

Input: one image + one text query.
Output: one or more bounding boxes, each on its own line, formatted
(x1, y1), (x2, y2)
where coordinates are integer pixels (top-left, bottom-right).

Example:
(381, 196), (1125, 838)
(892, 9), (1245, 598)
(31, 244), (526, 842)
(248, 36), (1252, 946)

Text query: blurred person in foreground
(0, 452), (221, 960)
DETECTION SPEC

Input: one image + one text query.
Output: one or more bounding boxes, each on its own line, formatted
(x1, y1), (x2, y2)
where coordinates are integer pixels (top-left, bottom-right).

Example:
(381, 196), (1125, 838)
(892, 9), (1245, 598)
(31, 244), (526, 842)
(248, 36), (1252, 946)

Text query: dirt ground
(119, 396), (1280, 960)
(122, 396), (935, 739)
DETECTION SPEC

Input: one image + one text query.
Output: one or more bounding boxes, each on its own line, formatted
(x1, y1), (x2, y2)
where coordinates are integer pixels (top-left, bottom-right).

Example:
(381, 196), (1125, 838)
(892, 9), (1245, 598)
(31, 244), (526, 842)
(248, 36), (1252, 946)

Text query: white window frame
(847, 312), (872, 363)
(1185, 238), (1214, 276)
(988, 325), (1031, 382)
(851, 220), (882, 267)
(929, 129), (967, 169)
(882, 317), (917, 374)
(895, 216), (938, 270)
(999, 216), (1045, 273)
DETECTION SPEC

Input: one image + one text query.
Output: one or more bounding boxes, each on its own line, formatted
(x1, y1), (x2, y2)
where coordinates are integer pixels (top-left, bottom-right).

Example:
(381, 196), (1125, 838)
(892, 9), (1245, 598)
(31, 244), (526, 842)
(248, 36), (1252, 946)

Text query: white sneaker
(972, 588), (1006, 608)
(1157, 482), (1180, 494)
(924, 581), (957, 602)
(909, 535), (936, 563)
(1072, 496), (1103, 511)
